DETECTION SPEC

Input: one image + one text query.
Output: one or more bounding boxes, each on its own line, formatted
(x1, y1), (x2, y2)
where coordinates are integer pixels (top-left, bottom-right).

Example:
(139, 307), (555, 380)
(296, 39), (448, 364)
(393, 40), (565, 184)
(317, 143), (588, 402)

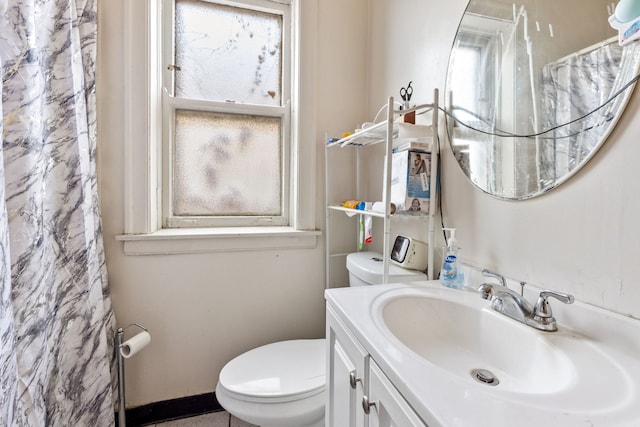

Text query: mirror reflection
(446, 0), (640, 199)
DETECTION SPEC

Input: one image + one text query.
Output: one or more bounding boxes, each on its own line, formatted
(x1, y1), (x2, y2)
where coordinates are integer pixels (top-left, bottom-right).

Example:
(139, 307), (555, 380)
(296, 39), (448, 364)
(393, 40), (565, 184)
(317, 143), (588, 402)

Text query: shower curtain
(0, 0), (116, 426)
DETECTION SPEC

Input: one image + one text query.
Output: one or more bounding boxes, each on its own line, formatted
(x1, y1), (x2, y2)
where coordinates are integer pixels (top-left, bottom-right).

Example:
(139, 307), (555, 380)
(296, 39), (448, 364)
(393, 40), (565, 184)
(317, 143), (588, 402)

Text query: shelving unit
(325, 89), (440, 288)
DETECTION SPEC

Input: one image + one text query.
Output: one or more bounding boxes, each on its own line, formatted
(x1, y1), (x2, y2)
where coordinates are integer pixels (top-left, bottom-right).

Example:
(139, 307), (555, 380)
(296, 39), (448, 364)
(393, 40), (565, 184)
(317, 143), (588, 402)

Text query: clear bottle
(440, 228), (465, 289)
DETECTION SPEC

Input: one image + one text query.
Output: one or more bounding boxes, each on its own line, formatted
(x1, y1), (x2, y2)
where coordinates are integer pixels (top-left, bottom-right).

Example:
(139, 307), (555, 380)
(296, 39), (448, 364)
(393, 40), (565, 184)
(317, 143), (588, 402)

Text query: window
(119, 0), (318, 254)
(450, 32), (498, 126)
(163, 0), (291, 228)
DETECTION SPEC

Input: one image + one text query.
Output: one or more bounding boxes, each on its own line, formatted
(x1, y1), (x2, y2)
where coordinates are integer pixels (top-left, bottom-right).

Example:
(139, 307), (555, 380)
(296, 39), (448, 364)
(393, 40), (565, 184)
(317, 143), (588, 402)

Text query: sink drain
(471, 369), (500, 386)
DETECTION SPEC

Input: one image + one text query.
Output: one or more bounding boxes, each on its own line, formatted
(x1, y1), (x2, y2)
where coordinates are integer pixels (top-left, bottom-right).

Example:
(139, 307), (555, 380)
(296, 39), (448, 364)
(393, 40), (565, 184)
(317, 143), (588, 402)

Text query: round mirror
(445, 0), (640, 199)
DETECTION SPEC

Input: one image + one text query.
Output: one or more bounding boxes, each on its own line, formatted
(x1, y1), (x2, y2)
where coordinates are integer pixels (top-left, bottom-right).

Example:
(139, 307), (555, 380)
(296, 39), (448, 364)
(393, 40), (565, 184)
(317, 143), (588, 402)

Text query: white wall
(97, 0), (368, 407)
(369, 0), (640, 320)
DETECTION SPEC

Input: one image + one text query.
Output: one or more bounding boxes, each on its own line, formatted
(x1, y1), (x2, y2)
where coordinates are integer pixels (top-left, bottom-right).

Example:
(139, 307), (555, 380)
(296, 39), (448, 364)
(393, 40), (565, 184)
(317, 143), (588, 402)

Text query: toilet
(347, 251), (427, 286)
(215, 251), (426, 427)
(216, 339), (325, 427)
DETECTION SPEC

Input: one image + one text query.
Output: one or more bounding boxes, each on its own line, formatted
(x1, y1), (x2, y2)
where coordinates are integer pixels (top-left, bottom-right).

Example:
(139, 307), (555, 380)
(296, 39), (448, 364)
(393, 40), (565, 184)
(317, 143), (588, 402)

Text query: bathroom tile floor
(150, 411), (257, 427)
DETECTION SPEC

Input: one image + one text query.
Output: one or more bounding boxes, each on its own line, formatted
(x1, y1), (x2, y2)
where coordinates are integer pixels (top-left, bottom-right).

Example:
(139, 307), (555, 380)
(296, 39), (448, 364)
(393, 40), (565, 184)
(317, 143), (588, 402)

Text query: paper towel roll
(120, 331), (151, 358)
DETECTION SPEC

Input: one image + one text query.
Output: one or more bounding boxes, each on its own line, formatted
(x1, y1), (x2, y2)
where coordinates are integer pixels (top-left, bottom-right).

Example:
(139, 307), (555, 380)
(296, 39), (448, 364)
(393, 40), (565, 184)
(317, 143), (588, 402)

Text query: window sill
(116, 227), (321, 255)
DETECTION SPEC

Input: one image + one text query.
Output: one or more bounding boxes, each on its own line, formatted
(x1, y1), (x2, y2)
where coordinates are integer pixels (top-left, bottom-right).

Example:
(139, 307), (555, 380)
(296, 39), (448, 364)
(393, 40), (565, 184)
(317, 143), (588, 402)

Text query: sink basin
(380, 294), (575, 394)
(382, 296), (576, 393)
(371, 287), (634, 412)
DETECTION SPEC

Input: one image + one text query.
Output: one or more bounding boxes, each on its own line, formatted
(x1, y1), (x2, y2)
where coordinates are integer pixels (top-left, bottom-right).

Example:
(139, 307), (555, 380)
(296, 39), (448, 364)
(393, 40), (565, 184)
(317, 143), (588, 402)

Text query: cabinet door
(366, 360), (427, 427)
(327, 308), (368, 427)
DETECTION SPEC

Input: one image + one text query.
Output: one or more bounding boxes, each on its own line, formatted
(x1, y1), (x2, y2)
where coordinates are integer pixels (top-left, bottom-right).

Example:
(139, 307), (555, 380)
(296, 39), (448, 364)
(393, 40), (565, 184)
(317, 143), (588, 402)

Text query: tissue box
(391, 149), (431, 214)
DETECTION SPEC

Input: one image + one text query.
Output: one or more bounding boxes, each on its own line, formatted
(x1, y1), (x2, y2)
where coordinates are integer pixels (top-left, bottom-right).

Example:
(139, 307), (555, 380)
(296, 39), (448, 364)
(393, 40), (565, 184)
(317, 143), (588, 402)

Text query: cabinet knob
(349, 372), (362, 389)
(362, 395), (376, 414)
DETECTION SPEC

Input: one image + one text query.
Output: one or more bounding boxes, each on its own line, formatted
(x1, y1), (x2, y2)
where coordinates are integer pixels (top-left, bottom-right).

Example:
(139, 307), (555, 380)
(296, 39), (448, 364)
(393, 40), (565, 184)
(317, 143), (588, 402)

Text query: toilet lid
(218, 339), (325, 399)
(347, 252), (427, 284)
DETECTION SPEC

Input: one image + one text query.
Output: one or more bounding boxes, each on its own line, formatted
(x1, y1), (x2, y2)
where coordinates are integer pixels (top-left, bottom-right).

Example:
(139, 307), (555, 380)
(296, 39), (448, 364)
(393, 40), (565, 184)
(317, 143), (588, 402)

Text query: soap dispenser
(440, 228), (465, 289)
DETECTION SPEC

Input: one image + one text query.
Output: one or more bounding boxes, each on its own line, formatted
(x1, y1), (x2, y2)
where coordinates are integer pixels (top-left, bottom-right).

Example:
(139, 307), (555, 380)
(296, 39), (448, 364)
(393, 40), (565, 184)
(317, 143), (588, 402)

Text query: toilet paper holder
(117, 323), (151, 427)
(118, 322), (148, 336)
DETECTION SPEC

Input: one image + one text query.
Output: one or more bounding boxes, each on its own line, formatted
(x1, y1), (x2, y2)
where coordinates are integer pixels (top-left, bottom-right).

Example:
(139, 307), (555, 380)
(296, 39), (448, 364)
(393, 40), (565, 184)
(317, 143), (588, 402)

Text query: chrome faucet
(478, 283), (574, 332)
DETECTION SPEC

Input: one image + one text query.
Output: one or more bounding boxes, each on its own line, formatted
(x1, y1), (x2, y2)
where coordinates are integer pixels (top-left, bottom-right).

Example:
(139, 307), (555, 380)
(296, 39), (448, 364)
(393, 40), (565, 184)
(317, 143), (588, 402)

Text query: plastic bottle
(440, 228), (465, 289)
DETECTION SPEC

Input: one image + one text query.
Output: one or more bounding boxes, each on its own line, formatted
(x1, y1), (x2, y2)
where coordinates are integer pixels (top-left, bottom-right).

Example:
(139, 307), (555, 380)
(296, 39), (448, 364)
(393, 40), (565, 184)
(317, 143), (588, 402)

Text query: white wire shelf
(326, 103), (436, 148)
(326, 121), (393, 148)
(327, 205), (429, 217)
(327, 205), (387, 218)
(324, 92), (440, 287)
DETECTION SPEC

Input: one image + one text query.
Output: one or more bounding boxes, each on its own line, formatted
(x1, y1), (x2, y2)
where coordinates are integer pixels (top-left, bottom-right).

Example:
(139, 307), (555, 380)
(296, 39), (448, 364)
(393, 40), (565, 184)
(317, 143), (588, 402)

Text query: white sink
(367, 285), (639, 417)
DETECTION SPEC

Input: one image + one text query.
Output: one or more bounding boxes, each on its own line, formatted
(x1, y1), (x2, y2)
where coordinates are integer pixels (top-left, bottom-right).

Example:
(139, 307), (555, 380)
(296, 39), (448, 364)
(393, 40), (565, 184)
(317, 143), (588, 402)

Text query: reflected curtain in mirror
(541, 39), (640, 182)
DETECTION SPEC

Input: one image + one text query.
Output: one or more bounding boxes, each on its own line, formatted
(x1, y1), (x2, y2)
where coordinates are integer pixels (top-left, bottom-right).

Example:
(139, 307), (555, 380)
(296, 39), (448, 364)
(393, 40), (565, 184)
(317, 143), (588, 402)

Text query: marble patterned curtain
(0, 0), (116, 425)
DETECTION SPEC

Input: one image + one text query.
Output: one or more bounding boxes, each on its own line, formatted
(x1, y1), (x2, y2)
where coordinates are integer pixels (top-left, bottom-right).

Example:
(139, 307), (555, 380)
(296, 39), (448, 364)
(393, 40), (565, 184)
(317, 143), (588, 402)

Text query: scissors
(400, 81), (413, 103)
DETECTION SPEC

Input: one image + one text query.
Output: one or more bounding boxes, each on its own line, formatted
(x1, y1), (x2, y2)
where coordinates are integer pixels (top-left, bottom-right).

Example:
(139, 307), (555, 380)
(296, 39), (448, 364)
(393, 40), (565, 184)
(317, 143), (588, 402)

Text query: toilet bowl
(216, 339), (325, 427)
(216, 252), (424, 426)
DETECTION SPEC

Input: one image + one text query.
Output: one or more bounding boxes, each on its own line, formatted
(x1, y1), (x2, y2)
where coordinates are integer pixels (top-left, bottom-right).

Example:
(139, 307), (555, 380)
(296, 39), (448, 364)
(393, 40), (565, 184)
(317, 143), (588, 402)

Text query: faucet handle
(530, 290), (574, 332)
(482, 269), (507, 287)
(534, 290), (575, 319)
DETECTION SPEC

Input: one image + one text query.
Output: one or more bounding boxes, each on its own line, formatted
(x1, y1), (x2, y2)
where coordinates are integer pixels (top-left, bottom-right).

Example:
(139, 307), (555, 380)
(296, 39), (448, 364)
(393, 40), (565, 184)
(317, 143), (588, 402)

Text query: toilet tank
(346, 252), (427, 286)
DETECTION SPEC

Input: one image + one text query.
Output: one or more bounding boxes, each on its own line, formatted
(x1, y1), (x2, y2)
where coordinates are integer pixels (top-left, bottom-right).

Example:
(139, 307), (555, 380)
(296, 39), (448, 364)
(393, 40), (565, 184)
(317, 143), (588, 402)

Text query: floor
(151, 411), (257, 427)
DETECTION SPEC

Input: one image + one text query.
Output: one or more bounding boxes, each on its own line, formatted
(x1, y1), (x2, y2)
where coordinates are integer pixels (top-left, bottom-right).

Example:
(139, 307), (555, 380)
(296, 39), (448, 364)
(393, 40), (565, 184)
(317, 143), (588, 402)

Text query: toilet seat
(217, 339), (325, 403)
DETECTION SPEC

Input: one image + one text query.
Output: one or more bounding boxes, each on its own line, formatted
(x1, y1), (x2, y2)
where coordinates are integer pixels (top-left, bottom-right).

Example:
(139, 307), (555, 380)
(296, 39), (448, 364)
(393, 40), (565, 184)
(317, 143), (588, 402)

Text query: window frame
(118, 0), (319, 255)
(162, 0), (292, 228)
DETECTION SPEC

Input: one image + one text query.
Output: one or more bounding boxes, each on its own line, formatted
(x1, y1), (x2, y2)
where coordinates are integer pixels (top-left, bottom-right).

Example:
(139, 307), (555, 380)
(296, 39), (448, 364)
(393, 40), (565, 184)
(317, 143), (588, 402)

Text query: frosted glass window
(175, 0), (282, 106)
(173, 110), (282, 216)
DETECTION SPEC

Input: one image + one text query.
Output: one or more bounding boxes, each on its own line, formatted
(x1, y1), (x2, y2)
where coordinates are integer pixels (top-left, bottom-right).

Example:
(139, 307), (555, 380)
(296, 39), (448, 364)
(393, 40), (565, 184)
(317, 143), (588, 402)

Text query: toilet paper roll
(371, 202), (396, 214)
(120, 331), (151, 358)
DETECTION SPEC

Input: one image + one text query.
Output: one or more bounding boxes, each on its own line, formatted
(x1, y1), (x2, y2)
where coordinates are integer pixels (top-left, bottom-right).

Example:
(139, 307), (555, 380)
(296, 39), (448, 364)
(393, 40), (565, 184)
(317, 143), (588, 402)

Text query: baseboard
(115, 392), (224, 426)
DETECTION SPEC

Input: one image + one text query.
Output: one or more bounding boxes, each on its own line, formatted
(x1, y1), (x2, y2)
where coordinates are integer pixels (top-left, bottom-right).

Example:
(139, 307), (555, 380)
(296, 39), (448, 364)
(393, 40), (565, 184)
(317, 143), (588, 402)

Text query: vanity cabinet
(327, 306), (426, 427)
(326, 306), (368, 427)
(367, 360), (427, 427)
